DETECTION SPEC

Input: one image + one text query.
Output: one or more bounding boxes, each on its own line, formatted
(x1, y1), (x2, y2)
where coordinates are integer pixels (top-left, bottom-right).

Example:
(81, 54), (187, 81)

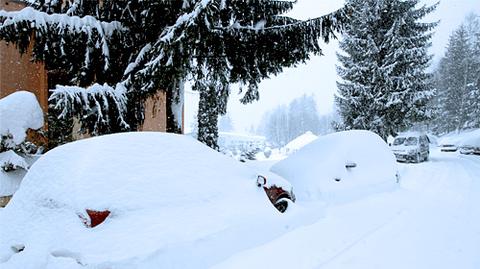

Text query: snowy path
(213, 151), (480, 269)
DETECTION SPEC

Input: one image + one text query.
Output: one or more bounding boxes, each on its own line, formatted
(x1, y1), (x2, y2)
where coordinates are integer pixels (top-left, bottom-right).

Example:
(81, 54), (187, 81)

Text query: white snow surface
(0, 153), (40, 197)
(213, 151), (480, 269)
(0, 169), (25, 197)
(0, 132), (299, 269)
(438, 129), (480, 146)
(0, 91), (44, 145)
(283, 131), (318, 154)
(1, 131), (479, 269)
(272, 130), (398, 203)
(458, 129), (480, 147)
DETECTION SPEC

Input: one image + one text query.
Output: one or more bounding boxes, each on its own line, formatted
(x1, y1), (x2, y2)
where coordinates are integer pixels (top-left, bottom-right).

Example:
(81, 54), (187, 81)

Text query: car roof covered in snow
(271, 130), (398, 203)
(395, 131), (426, 138)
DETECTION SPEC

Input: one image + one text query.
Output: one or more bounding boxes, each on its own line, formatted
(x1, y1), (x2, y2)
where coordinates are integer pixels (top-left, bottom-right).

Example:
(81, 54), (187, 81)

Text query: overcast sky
(185, 0), (480, 133)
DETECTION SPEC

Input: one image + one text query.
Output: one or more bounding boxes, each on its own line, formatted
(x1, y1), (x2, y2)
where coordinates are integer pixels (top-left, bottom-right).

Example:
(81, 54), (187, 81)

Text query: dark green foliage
(1, 0), (350, 148)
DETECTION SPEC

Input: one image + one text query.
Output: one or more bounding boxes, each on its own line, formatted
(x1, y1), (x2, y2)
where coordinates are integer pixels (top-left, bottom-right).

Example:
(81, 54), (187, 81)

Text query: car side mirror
(257, 175), (267, 187)
(345, 162), (357, 169)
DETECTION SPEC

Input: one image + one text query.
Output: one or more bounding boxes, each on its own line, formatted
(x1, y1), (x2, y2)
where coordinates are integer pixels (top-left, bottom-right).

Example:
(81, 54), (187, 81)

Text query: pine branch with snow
(0, 0), (351, 149)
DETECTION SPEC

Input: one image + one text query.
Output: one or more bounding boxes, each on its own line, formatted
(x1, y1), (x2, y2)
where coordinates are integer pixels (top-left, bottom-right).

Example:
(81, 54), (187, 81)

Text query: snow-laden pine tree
(434, 21), (480, 132)
(335, 0), (437, 140)
(0, 0), (350, 149)
(259, 94), (322, 146)
(466, 15), (480, 129)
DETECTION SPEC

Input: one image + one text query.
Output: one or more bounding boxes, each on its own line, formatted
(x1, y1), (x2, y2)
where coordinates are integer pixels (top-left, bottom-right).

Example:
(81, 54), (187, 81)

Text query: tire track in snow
(319, 153), (480, 269)
(213, 153), (480, 269)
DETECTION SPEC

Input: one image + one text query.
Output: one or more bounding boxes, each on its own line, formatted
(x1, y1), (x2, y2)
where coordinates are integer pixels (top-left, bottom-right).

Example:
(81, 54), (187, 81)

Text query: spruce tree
(0, 0), (350, 149)
(259, 94), (321, 146)
(335, 0), (437, 140)
(434, 24), (479, 132)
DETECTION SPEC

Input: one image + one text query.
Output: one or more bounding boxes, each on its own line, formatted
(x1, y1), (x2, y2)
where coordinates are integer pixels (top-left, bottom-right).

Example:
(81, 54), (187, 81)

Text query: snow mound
(458, 129), (480, 147)
(438, 129), (479, 146)
(0, 169), (25, 197)
(0, 132), (295, 268)
(271, 130), (398, 203)
(284, 131), (318, 153)
(0, 91), (44, 145)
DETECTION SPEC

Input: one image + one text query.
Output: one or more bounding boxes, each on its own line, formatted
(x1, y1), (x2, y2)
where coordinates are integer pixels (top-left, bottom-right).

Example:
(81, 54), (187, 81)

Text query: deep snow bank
(0, 91), (44, 197)
(271, 130), (398, 203)
(438, 129), (479, 147)
(458, 129), (480, 148)
(0, 132), (295, 269)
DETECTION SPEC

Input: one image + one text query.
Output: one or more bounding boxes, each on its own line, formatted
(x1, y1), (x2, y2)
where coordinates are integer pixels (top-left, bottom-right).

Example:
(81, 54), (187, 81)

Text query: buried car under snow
(390, 133), (430, 163)
(271, 130), (399, 204)
(458, 129), (480, 155)
(0, 132), (294, 269)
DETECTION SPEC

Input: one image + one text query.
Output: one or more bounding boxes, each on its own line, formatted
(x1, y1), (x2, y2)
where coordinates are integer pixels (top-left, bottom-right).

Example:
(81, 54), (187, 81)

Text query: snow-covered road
(214, 151), (480, 269)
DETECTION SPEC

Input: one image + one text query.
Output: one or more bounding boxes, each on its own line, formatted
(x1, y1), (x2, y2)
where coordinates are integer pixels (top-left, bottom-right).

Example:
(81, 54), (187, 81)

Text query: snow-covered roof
(0, 91), (43, 145)
(284, 131), (318, 152)
(219, 132), (266, 142)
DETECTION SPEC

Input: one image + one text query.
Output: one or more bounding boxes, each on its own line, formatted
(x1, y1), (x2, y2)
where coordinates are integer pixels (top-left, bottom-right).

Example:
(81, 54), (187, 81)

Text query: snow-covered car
(458, 129), (480, 155)
(271, 130), (398, 204)
(0, 132), (295, 268)
(440, 144), (458, 152)
(390, 133), (430, 163)
(459, 145), (480, 155)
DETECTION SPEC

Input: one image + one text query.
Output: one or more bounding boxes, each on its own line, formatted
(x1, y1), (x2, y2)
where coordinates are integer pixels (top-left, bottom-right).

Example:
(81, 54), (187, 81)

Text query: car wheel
(415, 153), (421, 163)
(274, 198), (291, 213)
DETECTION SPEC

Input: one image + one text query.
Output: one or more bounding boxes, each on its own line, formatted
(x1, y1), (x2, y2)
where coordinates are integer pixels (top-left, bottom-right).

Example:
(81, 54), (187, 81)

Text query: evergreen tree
(259, 94), (322, 146)
(433, 18), (479, 132)
(335, 0), (437, 140)
(0, 0), (350, 149)
(436, 26), (473, 131)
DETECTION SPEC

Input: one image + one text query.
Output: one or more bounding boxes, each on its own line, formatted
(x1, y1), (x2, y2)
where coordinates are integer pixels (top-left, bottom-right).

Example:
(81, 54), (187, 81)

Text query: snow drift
(0, 132), (295, 269)
(271, 130), (398, 203)
(284, 131), (318, 154)
(458, 129), (480, 148)
(0, 91), (43, 145)
(0, 91), (43, 197)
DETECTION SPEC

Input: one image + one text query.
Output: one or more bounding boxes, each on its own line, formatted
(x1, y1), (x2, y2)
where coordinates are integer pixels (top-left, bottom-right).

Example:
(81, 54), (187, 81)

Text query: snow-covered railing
(49, 83), (130, 134)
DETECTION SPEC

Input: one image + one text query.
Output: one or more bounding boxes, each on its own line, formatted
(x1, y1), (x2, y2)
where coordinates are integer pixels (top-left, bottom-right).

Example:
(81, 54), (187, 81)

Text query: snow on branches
(0, 0), (351, 149)
(0, 7), (125, 70)
(49, 83), (129, 135)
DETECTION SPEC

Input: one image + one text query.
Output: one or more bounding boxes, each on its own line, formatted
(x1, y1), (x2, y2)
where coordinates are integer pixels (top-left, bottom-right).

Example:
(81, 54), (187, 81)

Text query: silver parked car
(390, 133), (430, 163)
